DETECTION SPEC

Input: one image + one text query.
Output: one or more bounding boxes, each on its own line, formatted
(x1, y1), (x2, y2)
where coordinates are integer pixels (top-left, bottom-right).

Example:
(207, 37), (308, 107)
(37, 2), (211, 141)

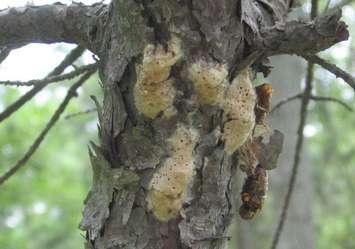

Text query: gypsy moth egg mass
(147, 124), (199, 222)
(187, 60), (228, 105)
(134, 36), (182, 119)
(222, 68), (256, 155)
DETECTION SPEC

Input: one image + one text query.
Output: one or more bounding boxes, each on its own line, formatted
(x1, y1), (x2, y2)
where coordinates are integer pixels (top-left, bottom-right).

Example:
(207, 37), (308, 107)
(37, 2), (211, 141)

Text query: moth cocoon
(222, 68), (256, 155)
(147, 124), (198, 222)
(134, 37), (182, 118)
(239, 165), (268, 220)
(187, 60), (228, 105)
(238, 137), (258, 175)
(254, 83), (273, 137)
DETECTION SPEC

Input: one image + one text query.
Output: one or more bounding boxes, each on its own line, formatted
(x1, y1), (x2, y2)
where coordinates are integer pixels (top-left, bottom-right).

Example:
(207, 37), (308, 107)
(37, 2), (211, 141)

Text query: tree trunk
(0, 0), (349, 248)
(67, 1), (342, 249)
(80, 1), (244, 248)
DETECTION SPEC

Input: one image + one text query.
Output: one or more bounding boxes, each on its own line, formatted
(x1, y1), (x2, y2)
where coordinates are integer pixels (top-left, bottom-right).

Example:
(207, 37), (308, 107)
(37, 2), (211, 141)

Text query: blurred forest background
(0, 0), (354, 249)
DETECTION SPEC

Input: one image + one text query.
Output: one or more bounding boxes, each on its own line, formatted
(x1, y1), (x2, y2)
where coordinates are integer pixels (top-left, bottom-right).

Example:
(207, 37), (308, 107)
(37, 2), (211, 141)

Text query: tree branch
(64, 108), (97, 120)
(271, 93), (353, 113)
(0, 46), (85, 123)
(47, 46), (86, 77)
(302, 54), (355, 91)
(271, 62), (314, 249)
(0, 70), (96, 186)
(310, 95), (353, 111)
(271, 2), (318, 248)
(259, 9), (349, 56)
(0, 63), (97, 87)
(0, 3), (107, 53)
(271, 93), (303, 113)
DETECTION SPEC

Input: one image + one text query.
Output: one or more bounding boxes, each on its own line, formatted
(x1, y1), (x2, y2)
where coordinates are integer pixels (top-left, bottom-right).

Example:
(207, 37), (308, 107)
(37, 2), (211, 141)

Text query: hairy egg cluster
(187, 60), (228, 105)
(222, 69), (256, 155)
(134, 37), (182, 118)
(147, 124), (199, 222)
(188, 62), (256, 155)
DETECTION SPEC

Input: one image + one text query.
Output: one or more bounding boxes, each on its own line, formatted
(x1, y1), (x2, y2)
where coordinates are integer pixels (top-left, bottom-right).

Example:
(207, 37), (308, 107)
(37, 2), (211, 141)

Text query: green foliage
(310, 75), (355, 249)
(0, 74), (101, 249)
(309, 7), (355, 248)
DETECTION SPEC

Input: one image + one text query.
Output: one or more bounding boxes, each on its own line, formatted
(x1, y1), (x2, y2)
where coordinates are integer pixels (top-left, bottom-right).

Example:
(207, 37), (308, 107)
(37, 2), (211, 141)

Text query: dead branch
(0, 3), (107, 53)
(64, 108), (97, 120)
(0, 70), (96, 186)
(302, 54), (355, 91)
(48, 46), (86, 77)
(271, 93), (353, 113)
(271, 63), (314, 249)
(0, 63), (97, 87)
(310, 95), (353, 111)
(0, 46), (85, 123)
(260, 9), (349, 56)
(0, 2), (348, 64)
(271, 93), (303, 113)
(271, 2), (318, 248)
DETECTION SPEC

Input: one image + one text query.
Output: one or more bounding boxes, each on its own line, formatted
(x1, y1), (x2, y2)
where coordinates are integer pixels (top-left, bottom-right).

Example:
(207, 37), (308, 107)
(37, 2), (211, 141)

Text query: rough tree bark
(0, 1), (349, 249)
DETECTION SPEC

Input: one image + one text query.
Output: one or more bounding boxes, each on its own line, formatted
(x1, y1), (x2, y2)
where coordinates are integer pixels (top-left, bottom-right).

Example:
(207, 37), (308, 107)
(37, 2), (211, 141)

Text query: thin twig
(310, 95), (353, 111)
(271, 93), (303, 113)
(302, 54), (355, 91)
(271, 63), (314, 249)
(48, 46), (86, 77)
(271, 94), (353, 113)
(0, 70), (95, 186)
(0, 63), (97, 87)
(271, 1), (318, 248)
(0, 46), (85, 123)
(64, 108), (97, 120)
